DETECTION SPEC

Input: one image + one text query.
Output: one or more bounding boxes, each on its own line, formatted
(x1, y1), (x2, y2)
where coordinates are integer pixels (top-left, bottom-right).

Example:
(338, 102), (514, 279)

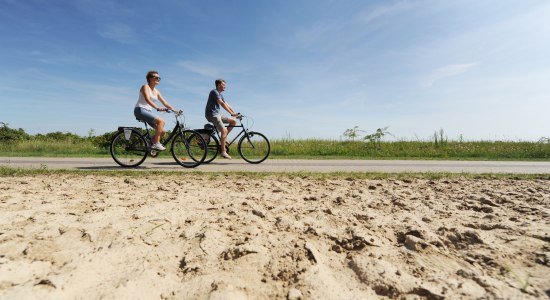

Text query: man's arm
(217, 98), (237, 116)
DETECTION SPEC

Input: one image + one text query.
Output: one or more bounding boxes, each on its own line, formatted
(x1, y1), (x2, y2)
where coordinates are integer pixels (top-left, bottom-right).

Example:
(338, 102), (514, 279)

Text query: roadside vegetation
(2, 166), (550, 180)
(1, 123), (549, 160)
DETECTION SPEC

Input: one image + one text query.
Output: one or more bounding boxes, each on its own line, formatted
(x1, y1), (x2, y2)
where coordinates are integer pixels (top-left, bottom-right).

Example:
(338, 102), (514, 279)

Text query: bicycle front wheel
(238, 131), (270, 164)
(171, 130), (207, 168)
(110, 129), (148, 167)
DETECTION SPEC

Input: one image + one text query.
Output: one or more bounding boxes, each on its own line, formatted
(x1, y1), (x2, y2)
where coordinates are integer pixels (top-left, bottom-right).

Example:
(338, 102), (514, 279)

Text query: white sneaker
(151, 142), (166, 151)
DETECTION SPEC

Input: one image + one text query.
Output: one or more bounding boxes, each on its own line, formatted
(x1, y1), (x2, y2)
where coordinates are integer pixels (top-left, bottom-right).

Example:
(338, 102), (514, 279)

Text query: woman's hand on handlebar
(157, 107), (182, 114)
(166, 109), (183, 116)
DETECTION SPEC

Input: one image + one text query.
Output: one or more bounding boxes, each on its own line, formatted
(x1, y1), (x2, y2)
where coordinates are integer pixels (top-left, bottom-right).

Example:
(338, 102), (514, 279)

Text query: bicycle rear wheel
(171, 130), (207, 168)
(238, 131), (270, 164)
(203, 134), (219, 163)
(110, 129), (147, 167)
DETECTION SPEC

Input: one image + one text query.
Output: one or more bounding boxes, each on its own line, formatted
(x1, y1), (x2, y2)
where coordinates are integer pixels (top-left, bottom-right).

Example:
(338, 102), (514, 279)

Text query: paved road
(1, 157), (549, 173)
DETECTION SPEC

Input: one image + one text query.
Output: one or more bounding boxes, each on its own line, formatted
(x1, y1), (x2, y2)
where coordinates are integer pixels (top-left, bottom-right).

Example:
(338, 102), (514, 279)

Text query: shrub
(35, 131), (85, 142)
(90, 130), (118, 149)
(0, 122), (30, 142)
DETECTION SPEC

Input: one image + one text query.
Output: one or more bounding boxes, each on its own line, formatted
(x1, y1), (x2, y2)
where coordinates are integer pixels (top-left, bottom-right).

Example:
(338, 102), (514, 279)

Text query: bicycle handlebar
(164, 109), (183, 116)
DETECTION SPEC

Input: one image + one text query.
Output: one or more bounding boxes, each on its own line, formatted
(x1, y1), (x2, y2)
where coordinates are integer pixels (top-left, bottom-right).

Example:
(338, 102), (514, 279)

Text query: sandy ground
(0, 174), (549, 299)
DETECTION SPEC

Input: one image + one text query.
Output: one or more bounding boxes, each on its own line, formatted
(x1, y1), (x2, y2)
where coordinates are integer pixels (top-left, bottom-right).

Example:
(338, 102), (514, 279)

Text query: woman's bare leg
(152, 118), (165, 144)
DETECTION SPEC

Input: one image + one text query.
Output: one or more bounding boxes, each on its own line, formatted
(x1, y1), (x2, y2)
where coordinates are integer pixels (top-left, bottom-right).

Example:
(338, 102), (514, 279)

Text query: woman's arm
(157, 90), (174, 110)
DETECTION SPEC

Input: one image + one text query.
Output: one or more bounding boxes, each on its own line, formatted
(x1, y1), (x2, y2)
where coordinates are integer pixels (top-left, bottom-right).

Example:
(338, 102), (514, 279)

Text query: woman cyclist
(134, 70), (175, 150)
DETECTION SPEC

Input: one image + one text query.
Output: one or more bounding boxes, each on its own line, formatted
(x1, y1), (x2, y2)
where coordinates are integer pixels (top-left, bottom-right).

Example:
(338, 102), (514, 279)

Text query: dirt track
(1, 174), (549, 299)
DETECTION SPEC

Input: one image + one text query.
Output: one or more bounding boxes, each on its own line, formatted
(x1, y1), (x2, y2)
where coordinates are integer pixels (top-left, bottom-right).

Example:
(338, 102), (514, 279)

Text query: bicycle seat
(204, 123), (215, 131)
(136, 118), (145, 123)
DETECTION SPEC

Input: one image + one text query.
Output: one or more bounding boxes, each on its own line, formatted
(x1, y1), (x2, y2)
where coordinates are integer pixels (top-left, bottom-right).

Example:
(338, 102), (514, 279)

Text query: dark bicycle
(110, 110), (207, 168)
(196, 114), (270, 164)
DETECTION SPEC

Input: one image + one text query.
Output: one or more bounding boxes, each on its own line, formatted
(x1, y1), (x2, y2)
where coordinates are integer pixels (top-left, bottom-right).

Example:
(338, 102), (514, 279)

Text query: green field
(1, 124), (549, 160)
(2, 137), (550, 161)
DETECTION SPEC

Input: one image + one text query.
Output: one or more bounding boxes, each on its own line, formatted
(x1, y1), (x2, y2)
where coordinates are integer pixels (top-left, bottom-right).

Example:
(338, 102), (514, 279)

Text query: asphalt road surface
(1, 157), (549, 173)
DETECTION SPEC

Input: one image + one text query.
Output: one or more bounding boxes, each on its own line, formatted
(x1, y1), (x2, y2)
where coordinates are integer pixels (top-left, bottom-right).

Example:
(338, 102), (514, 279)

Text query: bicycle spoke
(110, 130), (147, 167)
(238, 131), (270, 164)
(171, 130), (207, 168)
(203, 134), (219, 163)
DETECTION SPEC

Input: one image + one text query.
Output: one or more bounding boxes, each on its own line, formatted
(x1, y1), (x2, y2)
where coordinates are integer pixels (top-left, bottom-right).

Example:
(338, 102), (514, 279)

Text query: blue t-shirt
(205, 89), (224, 118)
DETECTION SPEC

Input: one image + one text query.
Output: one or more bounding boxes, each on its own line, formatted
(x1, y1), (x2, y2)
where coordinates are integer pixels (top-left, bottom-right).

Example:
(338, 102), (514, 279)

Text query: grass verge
(1, 166), (549, 180)
(1, 139), (549, 161)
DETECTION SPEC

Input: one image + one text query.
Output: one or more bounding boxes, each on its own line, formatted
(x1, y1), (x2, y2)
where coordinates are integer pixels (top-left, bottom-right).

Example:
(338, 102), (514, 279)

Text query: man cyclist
(205, 79), (239, 159)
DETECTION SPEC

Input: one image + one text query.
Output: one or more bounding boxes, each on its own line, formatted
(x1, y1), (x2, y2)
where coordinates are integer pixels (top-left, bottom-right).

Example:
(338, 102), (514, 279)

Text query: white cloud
(293, 21), (341, 46)
(73, 0), (135, 19)
(270, 1), (415, 53)
(177, 60), (250, 78)
(177, 61), (222, 77)
(97, 23), (136, 44)
(354, 1), (412, 24)
(423, 62), (479, 87)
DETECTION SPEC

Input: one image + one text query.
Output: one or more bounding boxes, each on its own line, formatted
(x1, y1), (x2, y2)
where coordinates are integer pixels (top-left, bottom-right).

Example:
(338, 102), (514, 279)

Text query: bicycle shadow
(149, 160), (238, 166)
(150, 162), (180, 166)
(77, 166), (143, 170)
(202, 161), (239, 166)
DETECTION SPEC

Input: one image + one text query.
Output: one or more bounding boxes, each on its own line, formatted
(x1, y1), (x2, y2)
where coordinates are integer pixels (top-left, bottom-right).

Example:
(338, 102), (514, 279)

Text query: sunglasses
(150, 76), (161, 80)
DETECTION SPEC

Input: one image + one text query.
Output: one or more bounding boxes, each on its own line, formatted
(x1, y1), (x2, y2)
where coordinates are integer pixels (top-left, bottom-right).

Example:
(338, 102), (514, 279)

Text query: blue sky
(1, 0), (549, 141)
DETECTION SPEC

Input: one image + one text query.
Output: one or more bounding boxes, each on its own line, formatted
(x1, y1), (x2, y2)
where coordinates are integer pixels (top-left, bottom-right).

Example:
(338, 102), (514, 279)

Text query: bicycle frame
(141, 111), (188, 149)
(198, 114), (270, 164)
(142, 120), (183, 147)
(211, 118), (250, 147)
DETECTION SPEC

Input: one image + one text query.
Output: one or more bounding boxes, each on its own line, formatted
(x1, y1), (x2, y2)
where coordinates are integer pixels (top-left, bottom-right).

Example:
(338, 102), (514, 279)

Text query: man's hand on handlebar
(232, 113), (243, 120)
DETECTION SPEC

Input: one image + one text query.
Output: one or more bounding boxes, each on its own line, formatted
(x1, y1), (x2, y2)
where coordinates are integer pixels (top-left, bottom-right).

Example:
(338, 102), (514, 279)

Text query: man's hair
(215, 79), (225, 87)
(146, 70), (159, 83)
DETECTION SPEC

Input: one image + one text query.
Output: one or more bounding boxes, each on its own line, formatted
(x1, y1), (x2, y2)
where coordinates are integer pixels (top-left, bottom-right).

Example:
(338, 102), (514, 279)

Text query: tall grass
(3, 121), (548, 160)
(270, 139), (550, 160)
(0, 139), (106, 157)
(1, 137), (549, 160)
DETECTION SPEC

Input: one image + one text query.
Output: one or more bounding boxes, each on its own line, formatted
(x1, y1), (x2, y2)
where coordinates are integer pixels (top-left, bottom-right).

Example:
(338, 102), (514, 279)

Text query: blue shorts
(134, 107), (158, 127)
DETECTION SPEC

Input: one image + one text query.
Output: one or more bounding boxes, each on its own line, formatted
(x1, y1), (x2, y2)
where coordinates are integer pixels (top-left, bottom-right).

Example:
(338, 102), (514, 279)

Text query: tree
(342, 126), (361, 141)
(343, 126), (393, 150)
(363, 127), (392, 150)
(0, 122), (29, 142)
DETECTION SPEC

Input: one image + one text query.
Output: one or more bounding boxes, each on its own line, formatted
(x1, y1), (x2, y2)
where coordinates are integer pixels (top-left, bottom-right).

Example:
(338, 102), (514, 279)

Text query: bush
(0, 122), (30, 142)
(34, 131), (85, 142)
(91, 130), (119, 149)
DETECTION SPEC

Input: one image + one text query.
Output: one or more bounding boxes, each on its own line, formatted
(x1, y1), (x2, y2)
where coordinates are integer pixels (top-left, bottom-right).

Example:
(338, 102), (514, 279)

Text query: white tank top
(135, 87), (159, 111)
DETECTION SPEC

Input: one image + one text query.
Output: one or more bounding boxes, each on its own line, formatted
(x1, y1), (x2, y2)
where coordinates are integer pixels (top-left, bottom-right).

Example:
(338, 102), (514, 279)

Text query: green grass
(2, 166), (550, 180)
(0, 139), (105, 157)
(272, 139), (550, 160)
(1, 138), (549, 161)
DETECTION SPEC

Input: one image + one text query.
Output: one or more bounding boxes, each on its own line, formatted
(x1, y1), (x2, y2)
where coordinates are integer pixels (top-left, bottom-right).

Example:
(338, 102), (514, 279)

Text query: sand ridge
(0, 174), (549, 299)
